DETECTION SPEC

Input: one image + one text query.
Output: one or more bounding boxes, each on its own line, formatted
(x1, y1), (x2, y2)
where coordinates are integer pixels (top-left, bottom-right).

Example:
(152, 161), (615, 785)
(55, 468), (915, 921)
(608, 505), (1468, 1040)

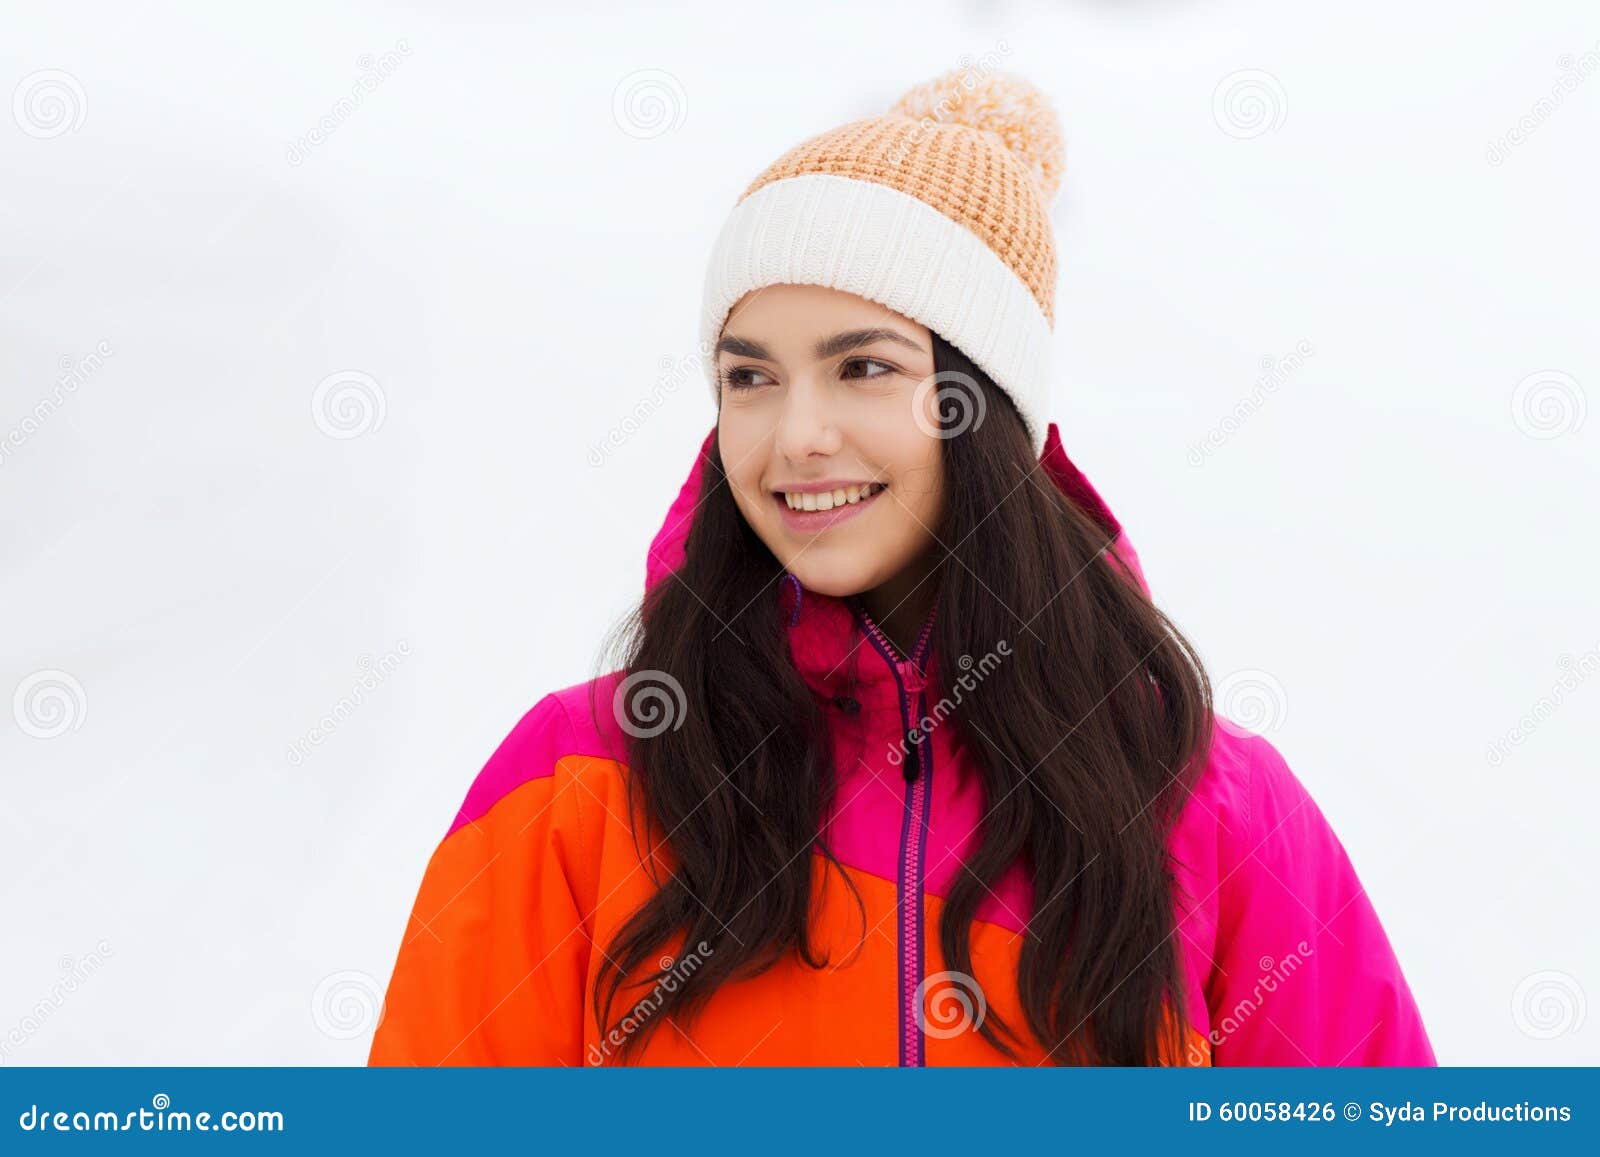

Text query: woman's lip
(774, 486), (886, 533)
(774, 479), (878, 495)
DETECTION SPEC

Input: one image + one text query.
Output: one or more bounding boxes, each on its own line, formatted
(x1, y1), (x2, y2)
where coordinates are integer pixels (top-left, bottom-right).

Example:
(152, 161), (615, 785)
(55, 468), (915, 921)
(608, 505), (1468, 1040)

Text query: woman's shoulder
(1171, 721), (1438, 1065)
(447, 671), (635, 838)
(1169, 719), (1344, 921)
(1177, 719), (1316, 848)
(1171, 717), (1371, 935)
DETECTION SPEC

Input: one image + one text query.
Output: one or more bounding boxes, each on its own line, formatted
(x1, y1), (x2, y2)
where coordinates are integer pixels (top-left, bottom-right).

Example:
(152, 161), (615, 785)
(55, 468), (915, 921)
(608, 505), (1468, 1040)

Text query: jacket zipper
(849, 598), (936, 1067)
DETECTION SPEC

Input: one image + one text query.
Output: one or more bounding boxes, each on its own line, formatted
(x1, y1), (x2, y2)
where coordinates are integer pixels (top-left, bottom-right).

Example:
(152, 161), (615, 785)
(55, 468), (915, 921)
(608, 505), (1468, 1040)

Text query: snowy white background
(2, 0), (1595, 1064)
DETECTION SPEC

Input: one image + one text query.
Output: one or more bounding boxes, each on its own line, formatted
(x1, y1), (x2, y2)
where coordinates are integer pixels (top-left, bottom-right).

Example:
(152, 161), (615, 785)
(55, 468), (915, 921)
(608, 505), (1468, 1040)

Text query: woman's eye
(720, 366), (773, 391)
(840, 357), (894, 381)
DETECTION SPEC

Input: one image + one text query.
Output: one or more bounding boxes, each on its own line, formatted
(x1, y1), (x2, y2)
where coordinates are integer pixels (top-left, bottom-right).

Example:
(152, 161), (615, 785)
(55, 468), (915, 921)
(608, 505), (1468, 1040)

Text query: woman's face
(715, 284), (946, 599)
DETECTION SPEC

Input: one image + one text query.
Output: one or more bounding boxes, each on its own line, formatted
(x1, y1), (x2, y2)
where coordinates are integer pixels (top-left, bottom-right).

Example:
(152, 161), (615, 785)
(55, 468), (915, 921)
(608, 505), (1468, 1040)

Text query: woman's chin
(779, 563), (879, 600)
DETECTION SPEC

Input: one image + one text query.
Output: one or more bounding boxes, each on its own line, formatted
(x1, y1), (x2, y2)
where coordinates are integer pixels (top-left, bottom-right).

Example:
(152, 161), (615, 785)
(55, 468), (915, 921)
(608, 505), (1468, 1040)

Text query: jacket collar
(643, 421), (1147, 704)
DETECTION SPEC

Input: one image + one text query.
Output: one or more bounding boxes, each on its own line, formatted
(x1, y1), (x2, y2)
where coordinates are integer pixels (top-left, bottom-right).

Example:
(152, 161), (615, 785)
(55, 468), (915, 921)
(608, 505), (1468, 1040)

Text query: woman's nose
(774, 379), (842, 460)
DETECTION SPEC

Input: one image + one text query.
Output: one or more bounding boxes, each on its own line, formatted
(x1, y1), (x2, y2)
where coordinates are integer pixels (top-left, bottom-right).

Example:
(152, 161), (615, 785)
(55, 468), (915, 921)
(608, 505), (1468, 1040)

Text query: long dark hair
(589, 331), (1214, 1064)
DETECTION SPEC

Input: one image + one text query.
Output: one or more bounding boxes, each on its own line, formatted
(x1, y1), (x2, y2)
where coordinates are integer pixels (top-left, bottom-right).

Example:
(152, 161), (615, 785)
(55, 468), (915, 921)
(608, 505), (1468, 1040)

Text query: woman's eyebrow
(715, 328), (925, 361)
(813, 328), (925, 359)
(715, 335), (771, 359)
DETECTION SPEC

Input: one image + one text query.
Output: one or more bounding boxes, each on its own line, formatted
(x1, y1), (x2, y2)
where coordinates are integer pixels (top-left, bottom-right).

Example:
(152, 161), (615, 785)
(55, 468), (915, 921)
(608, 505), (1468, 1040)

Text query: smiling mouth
(772, 482), (888, 532)
(775, 481), (888, 512)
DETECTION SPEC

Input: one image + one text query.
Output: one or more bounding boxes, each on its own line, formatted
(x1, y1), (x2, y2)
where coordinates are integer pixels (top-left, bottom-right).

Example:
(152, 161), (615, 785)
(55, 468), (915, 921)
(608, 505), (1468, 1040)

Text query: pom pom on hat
(888, 68), (1066, 204)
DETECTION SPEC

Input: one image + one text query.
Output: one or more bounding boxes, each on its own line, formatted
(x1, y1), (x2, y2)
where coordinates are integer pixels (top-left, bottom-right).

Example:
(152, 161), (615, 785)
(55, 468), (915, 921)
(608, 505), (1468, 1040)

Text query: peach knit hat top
(700, 68), (1066, 456)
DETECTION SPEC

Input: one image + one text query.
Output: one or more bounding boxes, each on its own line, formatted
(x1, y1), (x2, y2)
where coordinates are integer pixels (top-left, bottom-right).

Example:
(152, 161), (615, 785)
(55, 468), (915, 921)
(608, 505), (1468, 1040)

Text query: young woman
(369, 70), (1436, 1067)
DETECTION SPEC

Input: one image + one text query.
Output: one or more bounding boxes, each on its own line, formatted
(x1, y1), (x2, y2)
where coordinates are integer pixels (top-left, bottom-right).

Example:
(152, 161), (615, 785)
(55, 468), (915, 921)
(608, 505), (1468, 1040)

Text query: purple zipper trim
(852, 600), (935, 680)
(782, 572), (804, 626)
(849, 597), (935, 1066)
(912, 684), (933, 1065)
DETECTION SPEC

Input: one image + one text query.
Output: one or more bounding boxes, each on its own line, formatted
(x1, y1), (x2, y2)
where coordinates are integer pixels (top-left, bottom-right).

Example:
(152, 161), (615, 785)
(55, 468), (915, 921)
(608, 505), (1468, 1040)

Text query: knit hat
(699, 68), (1066, 456)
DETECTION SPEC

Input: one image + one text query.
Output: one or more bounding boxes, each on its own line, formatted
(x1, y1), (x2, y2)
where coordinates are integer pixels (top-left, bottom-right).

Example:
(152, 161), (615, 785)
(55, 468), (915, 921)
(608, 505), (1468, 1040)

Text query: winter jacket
(368, 421), (1437, 1067)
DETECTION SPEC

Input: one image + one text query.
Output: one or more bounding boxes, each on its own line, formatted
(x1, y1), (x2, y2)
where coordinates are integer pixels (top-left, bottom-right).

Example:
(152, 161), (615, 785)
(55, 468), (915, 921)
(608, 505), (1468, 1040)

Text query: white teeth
(783, 482), (885, 510)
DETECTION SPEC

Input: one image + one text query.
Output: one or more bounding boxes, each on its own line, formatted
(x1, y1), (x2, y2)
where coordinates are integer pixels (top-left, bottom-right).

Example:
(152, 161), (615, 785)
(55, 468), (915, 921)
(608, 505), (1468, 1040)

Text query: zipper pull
(902, 727), (922, 782)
